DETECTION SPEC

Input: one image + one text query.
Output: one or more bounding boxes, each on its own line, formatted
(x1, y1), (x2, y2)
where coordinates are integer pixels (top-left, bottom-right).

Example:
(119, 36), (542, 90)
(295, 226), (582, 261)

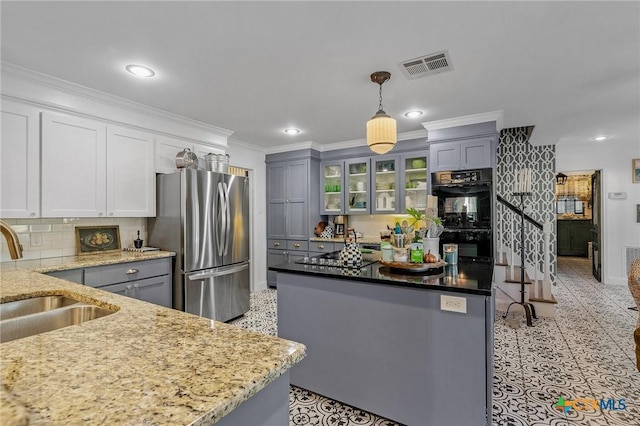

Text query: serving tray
(378, 259), (446, 272)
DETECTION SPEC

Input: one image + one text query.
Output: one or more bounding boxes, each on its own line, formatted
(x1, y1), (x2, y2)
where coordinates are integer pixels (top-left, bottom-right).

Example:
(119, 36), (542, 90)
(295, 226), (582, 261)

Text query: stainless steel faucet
(0, 220), (24, 259)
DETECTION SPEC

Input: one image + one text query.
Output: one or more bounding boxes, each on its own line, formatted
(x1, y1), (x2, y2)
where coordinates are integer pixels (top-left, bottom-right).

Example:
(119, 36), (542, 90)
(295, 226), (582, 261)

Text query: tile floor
(231, 257), (640, 425)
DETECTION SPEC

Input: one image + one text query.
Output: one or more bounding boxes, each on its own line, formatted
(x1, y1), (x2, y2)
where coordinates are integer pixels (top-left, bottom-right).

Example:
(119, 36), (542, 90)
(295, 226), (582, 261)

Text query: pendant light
(366, 71), (397, 155)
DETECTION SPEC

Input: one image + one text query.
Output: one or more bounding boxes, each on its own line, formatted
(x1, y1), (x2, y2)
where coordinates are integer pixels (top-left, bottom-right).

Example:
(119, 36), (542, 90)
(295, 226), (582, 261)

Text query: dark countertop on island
(270, 257), (494, 296)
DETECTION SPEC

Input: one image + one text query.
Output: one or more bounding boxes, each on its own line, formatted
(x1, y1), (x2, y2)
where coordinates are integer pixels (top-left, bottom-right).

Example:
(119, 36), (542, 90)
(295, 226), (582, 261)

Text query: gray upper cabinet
(399, 151), (429, 212)
(320, 161), (345, 215)
(430, 137), (493, 172)
(267, 160), (309, 240)
(344, 157), (371, 215)
(371, 156), (399, 214)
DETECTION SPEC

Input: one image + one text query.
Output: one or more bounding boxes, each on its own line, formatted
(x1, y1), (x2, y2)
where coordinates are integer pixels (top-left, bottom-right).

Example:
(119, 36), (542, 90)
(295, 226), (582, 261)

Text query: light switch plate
(440, 295), (467, 313)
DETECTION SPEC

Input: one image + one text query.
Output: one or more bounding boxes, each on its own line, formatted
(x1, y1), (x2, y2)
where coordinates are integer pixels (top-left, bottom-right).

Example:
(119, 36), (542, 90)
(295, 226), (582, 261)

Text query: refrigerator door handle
(216, 181), (227, 256)
(223, 181), (231, 256)
(187, 262), (249, 280)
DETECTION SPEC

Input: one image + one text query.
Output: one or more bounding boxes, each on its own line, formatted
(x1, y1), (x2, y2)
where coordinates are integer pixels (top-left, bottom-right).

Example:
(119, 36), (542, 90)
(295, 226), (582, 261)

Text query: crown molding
(265, 141), (323, 155)
(228, 137), (267, 153)
(421, 110), (504, 132)
(0, 62), (234, 140)
(320, 128), (428, 152)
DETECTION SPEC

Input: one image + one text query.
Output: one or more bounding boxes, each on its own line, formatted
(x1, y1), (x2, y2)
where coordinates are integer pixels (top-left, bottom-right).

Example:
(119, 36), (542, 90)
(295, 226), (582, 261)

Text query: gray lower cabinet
(44, 257), (173, 308)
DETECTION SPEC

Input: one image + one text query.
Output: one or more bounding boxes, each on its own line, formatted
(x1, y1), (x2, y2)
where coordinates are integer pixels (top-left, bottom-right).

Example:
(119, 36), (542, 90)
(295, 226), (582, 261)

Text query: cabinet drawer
(287, 240), (309, 251)
(98, 275), (172, 308)
(309, 241), (334, 253)
(84, 258), (171, 288)
(267, 239), (286, 249)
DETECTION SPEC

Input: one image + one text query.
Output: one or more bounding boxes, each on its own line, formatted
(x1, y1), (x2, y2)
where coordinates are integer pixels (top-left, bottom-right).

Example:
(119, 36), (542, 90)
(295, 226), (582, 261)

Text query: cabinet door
(267, 249), (287, 287)
(0, 101), (40, 218)
(460, 138), (492, 170)
(41, 112), (107, 217)
(400, 152), (429, 212)
(572, 221), (592, 257)
(557, 221), (571, 255)
(345, 158), (370, 215)
(267, 164), (286, 239)
(98, 281), (136, 298)
(286, 161), (309, 239)
(156, 136), (192, 174)
(320, 161), (344, 215)
(133, 275), (172, 308)
(107, 126), (155, 217)
(371, 156), (399, 214)
(430, 142), (460, 172)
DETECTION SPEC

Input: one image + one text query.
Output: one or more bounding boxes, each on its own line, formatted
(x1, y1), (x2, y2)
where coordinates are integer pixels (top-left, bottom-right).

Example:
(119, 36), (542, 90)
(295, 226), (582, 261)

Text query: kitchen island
(271, 258), (494, 426)
(0, 253), (305, 425)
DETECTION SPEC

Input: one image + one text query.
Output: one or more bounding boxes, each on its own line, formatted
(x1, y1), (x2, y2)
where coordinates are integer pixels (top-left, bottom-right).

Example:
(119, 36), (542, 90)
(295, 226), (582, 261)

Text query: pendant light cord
(378, 83), (384, 111)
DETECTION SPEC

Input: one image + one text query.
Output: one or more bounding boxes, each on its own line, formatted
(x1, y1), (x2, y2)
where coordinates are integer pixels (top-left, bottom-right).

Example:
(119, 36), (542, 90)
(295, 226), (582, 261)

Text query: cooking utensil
(175, 148), (198, 169)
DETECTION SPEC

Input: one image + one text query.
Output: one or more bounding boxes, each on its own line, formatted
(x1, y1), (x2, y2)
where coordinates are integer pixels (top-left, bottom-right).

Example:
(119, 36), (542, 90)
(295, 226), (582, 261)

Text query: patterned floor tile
(229, 257), (640, 425)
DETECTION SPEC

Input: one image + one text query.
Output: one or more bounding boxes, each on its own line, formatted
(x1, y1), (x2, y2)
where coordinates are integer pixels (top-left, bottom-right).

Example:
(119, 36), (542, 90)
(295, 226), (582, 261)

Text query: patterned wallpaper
(496, 127), (557, 291)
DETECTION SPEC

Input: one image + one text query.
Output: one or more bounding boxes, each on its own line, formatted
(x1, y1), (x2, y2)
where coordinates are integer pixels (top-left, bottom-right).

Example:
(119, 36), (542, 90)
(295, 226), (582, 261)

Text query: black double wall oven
(431, 168), (493, 261)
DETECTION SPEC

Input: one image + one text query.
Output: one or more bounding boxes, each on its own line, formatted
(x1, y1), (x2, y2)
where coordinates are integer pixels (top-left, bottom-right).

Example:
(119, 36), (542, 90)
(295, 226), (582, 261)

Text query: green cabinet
(557, 220), (592, 257)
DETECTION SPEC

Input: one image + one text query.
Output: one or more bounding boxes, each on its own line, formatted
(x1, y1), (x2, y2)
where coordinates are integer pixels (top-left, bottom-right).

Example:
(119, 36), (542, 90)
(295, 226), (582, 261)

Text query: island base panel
(215, 372), (289, 426)
(277, 272), (491, 426)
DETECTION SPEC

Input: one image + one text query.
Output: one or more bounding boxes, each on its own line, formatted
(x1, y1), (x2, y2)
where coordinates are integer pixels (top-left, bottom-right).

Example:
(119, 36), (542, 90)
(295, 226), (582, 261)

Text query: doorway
(555, 170), (603, 282)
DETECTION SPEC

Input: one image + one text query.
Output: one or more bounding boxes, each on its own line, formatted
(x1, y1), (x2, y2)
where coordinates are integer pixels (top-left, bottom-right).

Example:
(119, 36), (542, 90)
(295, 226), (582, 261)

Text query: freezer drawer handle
(187, 263), (250, 280)
(126, 268), (139, 274)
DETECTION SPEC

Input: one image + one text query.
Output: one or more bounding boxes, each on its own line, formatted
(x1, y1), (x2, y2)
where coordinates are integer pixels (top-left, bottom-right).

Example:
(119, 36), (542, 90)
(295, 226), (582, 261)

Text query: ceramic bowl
(411, 159), (426, 169)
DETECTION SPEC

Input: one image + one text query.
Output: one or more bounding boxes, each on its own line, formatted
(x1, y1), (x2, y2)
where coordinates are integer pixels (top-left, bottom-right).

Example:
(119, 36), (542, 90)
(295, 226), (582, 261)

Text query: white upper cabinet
(107, 126), (155, 217)
(155, 136), (225, 173)
(41, 112), (107, 217)
(155, 136), (190, 174)
(41, 111), (156, 218)
(193, 142), (225, 170)
(0, 100), (40, 218)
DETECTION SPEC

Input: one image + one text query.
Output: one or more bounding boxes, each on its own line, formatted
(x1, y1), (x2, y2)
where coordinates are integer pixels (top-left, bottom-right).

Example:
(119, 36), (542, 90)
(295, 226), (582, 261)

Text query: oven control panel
(433, 169), (491, 185)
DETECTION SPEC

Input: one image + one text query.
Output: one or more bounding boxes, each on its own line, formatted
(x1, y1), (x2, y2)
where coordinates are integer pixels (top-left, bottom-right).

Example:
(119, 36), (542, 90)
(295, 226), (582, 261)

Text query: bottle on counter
(410, 234), (424, 263)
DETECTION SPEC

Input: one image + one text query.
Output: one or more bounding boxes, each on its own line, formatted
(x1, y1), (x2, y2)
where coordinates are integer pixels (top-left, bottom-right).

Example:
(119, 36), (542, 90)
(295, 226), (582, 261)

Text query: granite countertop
(1, 250), (175, 273)
(270, 258), (494, 296)
(0, 254), (306, 425)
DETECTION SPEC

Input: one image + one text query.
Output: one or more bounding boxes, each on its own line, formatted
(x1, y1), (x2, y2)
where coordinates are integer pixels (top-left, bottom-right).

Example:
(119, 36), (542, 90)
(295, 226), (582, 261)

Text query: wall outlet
(440, 295), (467, 313)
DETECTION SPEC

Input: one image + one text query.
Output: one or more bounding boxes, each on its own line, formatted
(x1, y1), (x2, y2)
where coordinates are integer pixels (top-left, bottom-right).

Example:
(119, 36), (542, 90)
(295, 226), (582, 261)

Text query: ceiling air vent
(399, 50), (453, 80)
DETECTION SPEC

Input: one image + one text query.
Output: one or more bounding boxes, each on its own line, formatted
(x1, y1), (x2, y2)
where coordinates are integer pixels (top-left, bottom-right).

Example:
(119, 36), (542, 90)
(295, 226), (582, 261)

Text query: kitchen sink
(0, 296), (116, 343)
(0, 295), (80, 320)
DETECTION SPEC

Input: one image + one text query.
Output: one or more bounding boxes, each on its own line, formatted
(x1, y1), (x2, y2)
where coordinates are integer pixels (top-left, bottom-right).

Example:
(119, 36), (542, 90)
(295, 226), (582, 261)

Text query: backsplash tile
(0, 217), (147, 262)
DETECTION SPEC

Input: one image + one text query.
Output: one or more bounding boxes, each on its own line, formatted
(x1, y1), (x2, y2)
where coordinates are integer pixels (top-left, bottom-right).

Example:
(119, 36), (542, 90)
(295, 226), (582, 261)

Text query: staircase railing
(496, 194), (553, 302)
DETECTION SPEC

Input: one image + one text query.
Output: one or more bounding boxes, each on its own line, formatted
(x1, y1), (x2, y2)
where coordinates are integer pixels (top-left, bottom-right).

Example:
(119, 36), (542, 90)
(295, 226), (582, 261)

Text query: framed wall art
(633, 158), (640, 183)
(75, 225), (121, 255)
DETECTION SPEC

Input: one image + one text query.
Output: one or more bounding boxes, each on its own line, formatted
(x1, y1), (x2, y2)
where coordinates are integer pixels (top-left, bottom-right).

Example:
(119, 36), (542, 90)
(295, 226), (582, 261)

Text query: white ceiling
(1, 1), (638, 150)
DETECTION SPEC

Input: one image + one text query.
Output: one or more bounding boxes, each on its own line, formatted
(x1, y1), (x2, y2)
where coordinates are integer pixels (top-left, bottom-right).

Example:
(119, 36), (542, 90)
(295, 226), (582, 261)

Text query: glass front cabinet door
(320, 161), (344, 215)
(400, 151), (429, 212)
(371, 156), (399, 214)
(345, 157), (370, 215)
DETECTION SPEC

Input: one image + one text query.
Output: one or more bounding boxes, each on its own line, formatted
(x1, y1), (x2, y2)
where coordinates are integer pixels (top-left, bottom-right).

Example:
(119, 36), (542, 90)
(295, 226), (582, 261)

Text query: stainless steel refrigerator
(148, 169), (250, 322)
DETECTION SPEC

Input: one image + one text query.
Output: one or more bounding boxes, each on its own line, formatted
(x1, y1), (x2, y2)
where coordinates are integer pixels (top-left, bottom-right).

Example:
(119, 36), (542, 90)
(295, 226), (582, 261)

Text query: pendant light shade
(367, 111), (397, 154)
(366, 71), (397, 155)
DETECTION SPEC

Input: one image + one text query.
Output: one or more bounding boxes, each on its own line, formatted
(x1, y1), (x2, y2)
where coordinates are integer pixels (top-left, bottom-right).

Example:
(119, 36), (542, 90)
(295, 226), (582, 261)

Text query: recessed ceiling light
(125, 64), (156, 77)
(404, 110), (423, 118)
(284, 128), (300, 135)
(592, 135), (608, 141)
